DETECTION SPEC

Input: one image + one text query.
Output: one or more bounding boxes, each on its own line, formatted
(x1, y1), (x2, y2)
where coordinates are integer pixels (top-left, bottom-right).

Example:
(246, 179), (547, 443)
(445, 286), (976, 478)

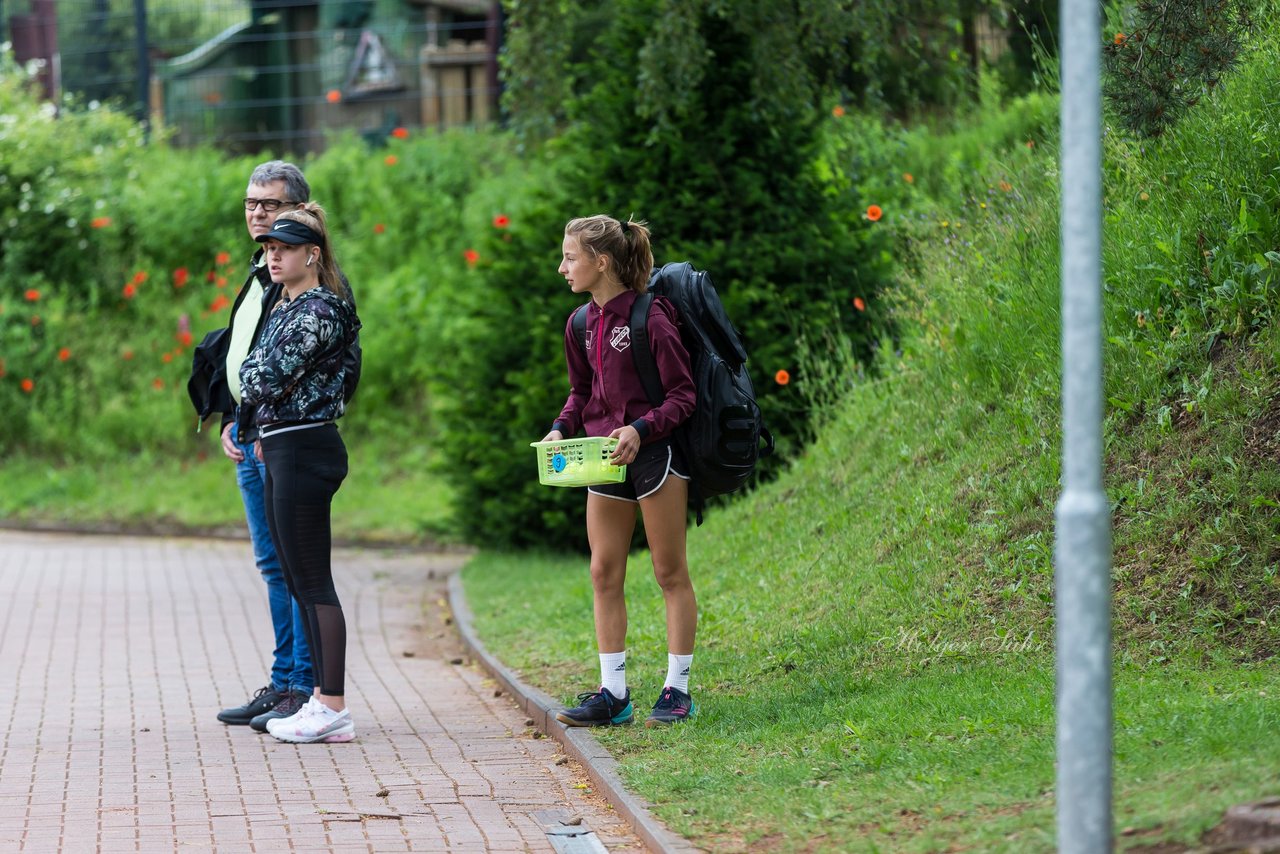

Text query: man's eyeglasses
(243, 198), (296, 212)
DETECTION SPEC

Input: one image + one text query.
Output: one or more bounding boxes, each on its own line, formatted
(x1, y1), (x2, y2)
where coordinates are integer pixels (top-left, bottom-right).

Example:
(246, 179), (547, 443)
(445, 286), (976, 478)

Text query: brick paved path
(0, 531), (643, 853)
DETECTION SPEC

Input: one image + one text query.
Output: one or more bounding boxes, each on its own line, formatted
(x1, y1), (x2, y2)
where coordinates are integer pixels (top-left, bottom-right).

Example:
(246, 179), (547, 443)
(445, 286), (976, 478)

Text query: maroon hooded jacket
(552, 289), (696, 443)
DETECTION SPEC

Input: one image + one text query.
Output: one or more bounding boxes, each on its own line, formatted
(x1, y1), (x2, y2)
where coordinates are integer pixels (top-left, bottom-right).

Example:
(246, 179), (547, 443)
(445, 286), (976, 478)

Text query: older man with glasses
(210, 161), (362, 732)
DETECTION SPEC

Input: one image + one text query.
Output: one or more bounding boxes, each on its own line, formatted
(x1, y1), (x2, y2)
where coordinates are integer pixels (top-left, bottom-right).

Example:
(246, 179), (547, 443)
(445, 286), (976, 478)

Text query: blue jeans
(234, 428), (313, 693)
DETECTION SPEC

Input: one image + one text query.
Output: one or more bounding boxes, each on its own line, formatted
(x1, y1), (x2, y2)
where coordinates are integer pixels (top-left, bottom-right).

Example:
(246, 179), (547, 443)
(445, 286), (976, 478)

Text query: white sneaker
(270, 699), (355, 744)
(266, 696), (319, 735)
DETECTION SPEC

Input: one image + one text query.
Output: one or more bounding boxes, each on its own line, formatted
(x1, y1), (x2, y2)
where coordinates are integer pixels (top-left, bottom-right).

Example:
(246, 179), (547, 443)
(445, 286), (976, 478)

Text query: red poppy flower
(162, 352), (173, 364)
(122, 283), (137, 299)
(122, 349), (134, 361)
(832, 105), (846, 118)
(132, 270), (148, 285)
(463, 248), (480, 266)
(177, 330), (193, 348)
(173, 267), (189, 288)
(775, 369), (791, 386)
(206, 270), (217, 283)
(210, 295), (230, 312)
(391, 127), (409, 139)
(24, 289), (39, 302)
(215, 251), (231, 266)
(493, 214), (510, 228)
(1114, 32), (1126, 45)
(58, 347), (71, 362)
(866, 205), (883, 222)
(216, 276), (227, 288)
(152, 377), (165, 390)
(373, 223), (386, 234)
(384, 155), (399, 166)
(91, 216), (112, 229)
(326, 89), (342, 104)
(853, 297), (866, 312)
(20, 378), (34, 393)
(903, 173), (914, 184)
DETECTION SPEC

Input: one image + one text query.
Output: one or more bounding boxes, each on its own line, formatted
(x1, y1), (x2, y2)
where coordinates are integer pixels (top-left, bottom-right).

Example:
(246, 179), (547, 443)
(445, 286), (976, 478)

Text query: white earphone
(306, 254), (315, 267)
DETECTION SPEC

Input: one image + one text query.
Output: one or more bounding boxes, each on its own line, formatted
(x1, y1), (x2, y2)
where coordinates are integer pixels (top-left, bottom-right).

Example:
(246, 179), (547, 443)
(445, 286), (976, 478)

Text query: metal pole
(1055, 0), (1112, 851)
(132, 0), (149, 133)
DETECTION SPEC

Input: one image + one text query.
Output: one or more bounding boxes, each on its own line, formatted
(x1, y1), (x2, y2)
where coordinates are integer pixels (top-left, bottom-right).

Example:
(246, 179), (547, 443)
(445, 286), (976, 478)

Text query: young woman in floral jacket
(239, 203), (361, 744)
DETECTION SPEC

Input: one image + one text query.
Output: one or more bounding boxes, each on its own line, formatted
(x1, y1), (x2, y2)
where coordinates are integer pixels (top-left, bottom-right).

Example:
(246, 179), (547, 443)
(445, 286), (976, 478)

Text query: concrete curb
(447, 572), (702, 854)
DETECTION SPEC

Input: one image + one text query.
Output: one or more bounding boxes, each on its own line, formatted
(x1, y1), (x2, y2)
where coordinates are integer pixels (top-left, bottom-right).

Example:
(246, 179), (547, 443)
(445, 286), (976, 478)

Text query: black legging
(261, 423), (349, 696)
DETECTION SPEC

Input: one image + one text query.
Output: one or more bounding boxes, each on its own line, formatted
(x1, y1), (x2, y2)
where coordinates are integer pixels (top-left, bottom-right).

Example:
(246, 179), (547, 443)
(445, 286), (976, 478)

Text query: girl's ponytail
(615, 218), (653, 293)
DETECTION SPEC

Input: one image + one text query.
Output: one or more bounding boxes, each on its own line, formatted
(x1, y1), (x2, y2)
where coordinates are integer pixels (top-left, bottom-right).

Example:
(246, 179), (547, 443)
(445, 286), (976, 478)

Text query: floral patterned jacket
(239, 285), (361, 427)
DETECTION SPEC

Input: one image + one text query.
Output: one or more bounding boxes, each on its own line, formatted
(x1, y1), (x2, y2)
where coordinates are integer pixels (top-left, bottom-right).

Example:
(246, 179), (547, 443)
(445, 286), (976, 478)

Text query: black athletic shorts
(587, 439), (689, 503)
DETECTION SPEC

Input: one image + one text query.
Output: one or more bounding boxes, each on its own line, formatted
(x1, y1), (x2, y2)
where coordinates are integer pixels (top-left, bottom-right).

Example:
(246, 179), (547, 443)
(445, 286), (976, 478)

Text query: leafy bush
(428, 0), (902, 550)
(431, 181), (594, 550)
(302, 129), (536, 422)
(1103, 0), (1255, 137)
(0, 55), (242, 454)
(0, 50), (537, 474)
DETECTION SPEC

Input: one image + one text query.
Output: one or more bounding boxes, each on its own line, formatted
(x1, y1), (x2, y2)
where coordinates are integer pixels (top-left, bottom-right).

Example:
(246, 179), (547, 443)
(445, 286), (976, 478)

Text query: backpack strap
(571, 302), (590, 356)
(630, 292), (707, 526)
(574, 297), (662, 405)
(628, 292), (663, 406)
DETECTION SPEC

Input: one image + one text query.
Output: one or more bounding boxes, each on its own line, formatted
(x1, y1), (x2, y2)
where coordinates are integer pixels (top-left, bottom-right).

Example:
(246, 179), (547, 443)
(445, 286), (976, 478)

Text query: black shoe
(644, 686), (696, 727)
(250, 689), (311, 732)
(217, 686), (285, 725)
(555, 687), (633, 727)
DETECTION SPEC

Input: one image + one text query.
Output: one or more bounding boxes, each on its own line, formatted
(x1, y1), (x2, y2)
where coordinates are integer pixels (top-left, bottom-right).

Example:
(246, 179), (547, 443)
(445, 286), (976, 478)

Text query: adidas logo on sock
(680, 667), (690, 676)
(614, 663), (626, 671)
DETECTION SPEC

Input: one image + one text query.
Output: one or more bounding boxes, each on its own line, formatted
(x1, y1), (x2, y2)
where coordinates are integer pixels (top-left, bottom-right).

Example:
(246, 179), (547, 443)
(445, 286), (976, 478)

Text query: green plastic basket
(530, 437), (627, 487)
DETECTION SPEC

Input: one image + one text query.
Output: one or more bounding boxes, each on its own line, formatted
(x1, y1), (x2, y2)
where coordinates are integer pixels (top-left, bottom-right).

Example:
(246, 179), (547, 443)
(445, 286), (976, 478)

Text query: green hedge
(430, 2), (909, 550)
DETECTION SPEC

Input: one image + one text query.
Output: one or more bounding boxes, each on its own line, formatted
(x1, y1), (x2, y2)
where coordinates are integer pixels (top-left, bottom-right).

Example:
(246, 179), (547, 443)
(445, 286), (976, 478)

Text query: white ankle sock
(600, 651), (627, 697)
(665, 653), (693, 693)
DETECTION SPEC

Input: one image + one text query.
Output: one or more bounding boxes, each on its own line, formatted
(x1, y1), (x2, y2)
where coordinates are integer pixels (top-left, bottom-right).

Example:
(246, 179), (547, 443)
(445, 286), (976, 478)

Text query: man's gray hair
(248, 160), (310, 203)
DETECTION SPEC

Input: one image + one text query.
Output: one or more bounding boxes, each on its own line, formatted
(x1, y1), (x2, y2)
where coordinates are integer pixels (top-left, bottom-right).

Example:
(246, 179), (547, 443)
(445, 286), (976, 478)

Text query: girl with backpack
(239, 203), (362, 744)
(541, 215), (700, 727)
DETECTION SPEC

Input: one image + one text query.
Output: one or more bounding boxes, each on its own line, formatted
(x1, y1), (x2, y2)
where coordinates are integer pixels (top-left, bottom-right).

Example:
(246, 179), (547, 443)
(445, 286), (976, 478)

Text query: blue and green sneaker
(556, 687), (633, 727)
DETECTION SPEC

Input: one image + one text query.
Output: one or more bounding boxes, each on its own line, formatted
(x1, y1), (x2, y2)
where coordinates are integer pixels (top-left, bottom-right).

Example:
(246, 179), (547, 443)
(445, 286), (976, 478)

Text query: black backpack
(572, 261), (774, 523)
(187, 326), (233, 431)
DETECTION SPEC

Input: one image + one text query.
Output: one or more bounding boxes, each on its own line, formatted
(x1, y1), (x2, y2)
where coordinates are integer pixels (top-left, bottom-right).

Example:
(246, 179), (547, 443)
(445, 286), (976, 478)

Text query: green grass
(459, 21), (1280, 853)
(461, 384), (1280, 851)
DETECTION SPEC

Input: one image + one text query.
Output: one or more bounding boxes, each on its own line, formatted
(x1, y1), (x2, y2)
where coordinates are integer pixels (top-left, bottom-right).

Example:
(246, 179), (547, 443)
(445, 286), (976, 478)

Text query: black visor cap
(255, 218), (324, 246)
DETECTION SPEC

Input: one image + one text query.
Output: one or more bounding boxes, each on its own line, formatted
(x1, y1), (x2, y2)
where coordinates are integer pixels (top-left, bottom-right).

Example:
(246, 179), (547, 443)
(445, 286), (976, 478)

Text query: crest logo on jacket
(610, 326), (631, 352)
